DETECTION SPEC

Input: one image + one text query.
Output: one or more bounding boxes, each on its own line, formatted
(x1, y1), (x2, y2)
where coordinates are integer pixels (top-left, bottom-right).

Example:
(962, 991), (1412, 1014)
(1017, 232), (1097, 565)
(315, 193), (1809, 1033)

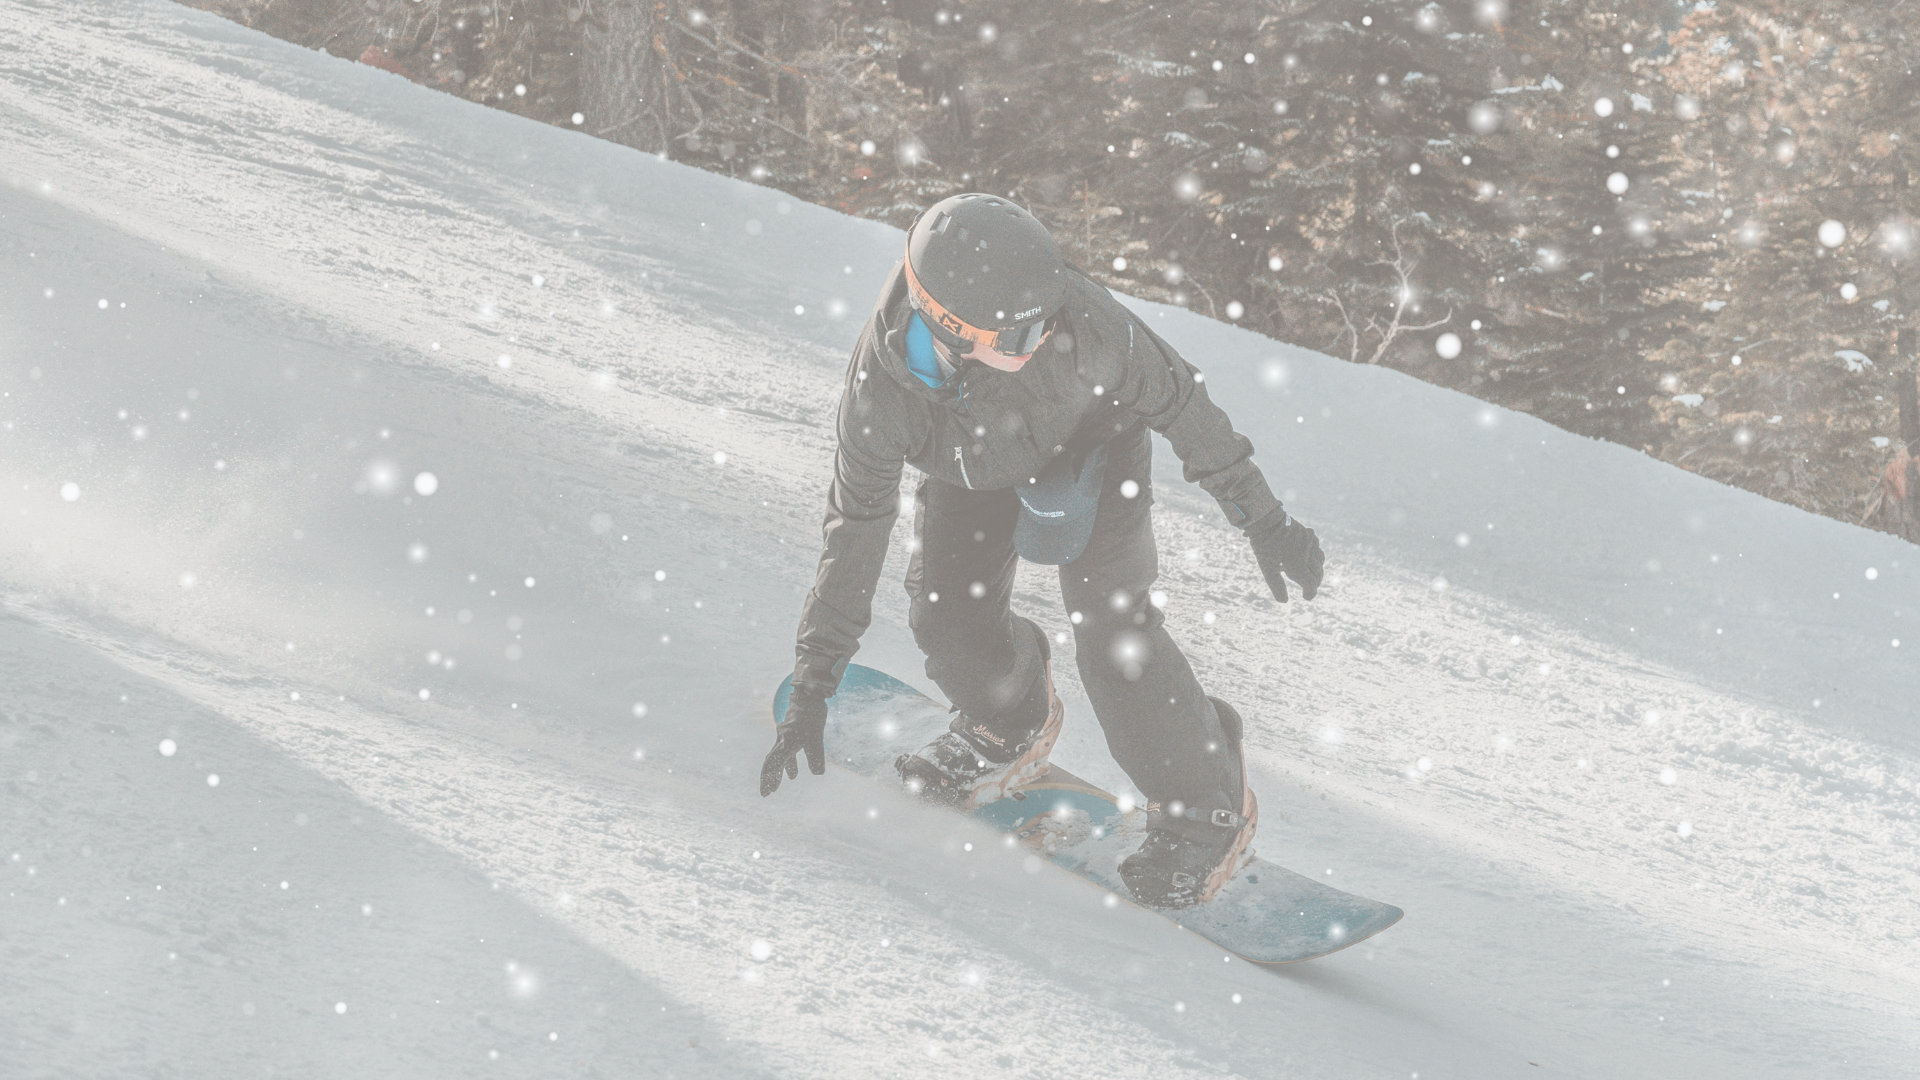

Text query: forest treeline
(180, 0), (1920, 540)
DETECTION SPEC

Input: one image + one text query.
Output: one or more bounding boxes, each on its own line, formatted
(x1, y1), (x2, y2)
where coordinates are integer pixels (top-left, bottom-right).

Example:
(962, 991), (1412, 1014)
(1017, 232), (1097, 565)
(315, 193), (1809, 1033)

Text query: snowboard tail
(773, 665), (1403, 965)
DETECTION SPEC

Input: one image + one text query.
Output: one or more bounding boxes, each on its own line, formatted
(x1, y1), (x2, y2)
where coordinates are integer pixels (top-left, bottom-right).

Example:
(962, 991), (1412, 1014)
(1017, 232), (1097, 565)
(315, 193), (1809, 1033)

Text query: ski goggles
(903, 248), (1055, 358)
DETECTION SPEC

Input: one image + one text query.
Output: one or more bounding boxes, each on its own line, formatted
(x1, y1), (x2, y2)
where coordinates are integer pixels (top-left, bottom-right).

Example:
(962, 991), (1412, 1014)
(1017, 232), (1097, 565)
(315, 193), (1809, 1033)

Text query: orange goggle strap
(902, 244), (1051, 358)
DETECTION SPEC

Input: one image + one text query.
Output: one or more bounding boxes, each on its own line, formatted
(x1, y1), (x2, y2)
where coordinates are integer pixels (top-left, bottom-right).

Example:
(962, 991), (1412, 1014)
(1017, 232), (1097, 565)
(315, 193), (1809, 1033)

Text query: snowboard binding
(1119, 696), (1259, 909)
(894, 659), (1064, 811)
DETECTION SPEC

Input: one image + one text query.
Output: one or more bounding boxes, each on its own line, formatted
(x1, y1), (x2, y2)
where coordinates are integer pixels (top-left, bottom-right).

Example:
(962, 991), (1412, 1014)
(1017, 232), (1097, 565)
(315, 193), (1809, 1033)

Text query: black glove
(761, 685), (829, 796)
(1245, 509), (1324, 602)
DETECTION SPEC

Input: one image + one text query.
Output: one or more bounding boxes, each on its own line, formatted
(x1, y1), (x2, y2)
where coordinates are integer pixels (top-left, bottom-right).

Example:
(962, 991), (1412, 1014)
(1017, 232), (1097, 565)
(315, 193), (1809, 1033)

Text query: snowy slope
(2, 2), (1916, 1077)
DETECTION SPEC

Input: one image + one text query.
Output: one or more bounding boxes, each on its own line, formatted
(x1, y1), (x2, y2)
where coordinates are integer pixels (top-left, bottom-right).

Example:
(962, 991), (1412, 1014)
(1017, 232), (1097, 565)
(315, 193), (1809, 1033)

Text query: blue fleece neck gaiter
(905, 312), (946, 388)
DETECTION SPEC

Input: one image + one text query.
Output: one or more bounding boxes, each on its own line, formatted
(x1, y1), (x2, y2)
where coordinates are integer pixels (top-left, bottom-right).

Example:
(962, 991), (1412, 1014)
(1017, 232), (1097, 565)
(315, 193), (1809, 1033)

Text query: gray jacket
(793, 261), (1282, 695)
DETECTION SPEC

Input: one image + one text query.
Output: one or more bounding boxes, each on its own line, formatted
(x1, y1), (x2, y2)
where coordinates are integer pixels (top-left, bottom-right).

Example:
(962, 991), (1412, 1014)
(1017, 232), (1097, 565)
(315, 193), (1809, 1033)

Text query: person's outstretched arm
(766, 337), (912, 795)
(1109, 304), (1325, 603)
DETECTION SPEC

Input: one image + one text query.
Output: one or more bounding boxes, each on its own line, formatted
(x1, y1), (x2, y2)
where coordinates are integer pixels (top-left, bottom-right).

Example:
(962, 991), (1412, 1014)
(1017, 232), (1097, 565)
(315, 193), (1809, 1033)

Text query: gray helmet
(904, 193), (1067, 356)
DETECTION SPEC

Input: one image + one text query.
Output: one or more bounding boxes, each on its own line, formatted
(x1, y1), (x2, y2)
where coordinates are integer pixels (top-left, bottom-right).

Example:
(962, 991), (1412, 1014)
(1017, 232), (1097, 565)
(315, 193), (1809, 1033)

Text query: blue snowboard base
(775, 665), (1403, 965)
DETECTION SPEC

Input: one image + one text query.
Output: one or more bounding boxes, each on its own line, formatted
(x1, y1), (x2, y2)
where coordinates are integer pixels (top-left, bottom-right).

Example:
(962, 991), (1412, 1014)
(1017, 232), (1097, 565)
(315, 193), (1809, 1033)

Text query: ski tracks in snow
(6, 603), (1233, 1080)
(1142, 520), (1920, 968)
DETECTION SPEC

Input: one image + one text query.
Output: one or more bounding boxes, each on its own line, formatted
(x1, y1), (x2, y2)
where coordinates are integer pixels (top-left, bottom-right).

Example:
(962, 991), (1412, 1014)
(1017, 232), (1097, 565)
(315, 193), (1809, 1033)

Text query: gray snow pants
(904, 424), (1243, 837)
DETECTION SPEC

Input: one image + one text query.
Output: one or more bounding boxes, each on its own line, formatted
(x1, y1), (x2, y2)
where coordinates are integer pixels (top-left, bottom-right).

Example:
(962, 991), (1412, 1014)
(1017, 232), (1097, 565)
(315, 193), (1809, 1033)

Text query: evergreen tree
(1652, 0), (1920, 516)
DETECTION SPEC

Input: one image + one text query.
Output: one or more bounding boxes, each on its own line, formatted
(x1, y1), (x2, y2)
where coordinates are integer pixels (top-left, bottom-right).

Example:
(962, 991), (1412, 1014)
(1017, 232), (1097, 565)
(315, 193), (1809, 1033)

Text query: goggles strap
(904, 242), (1051, 357)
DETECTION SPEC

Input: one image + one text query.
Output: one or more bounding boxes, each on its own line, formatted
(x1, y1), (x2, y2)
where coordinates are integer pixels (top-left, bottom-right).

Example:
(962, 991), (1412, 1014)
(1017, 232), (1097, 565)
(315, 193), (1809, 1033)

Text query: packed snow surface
(3, 2), (1917, 1076)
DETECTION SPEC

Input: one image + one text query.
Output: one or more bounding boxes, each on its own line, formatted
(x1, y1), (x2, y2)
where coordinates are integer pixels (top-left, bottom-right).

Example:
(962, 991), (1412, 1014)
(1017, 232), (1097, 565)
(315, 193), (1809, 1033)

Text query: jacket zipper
(947, 363), (976, 488)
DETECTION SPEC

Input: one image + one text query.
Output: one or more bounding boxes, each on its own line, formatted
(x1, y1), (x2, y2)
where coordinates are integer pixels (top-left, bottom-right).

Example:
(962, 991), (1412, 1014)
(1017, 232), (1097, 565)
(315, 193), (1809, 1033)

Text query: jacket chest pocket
(937, 402), (1046, 490)
(939, 412), (996, 489)
(950, 443), (978, 489)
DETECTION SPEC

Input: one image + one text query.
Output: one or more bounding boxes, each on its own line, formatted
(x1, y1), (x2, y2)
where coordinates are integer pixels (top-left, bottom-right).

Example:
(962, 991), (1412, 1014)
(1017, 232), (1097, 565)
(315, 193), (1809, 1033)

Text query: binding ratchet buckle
(1148, 801), (1246, 830)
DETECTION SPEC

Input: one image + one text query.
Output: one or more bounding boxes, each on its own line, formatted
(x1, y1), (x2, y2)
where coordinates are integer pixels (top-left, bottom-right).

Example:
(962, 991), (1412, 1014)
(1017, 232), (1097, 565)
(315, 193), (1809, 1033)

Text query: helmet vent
(905, 192), (1067, 344)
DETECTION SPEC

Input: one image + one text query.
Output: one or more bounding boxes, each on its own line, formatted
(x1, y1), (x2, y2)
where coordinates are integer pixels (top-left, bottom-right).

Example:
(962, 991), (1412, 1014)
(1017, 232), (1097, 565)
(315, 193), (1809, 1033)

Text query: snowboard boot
(1118, 697), (1259, 910)
(894, 654), (1064, 810)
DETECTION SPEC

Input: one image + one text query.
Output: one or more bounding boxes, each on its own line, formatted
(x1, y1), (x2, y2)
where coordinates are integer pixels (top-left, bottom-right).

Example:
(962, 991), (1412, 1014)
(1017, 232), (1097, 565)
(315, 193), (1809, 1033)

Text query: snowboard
(773, 664), (1403, 965)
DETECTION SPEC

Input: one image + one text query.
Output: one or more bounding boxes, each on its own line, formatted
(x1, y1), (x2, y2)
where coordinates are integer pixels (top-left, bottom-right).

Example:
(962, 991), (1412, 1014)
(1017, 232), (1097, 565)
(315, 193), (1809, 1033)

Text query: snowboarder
(759, 193), (1324, 908)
